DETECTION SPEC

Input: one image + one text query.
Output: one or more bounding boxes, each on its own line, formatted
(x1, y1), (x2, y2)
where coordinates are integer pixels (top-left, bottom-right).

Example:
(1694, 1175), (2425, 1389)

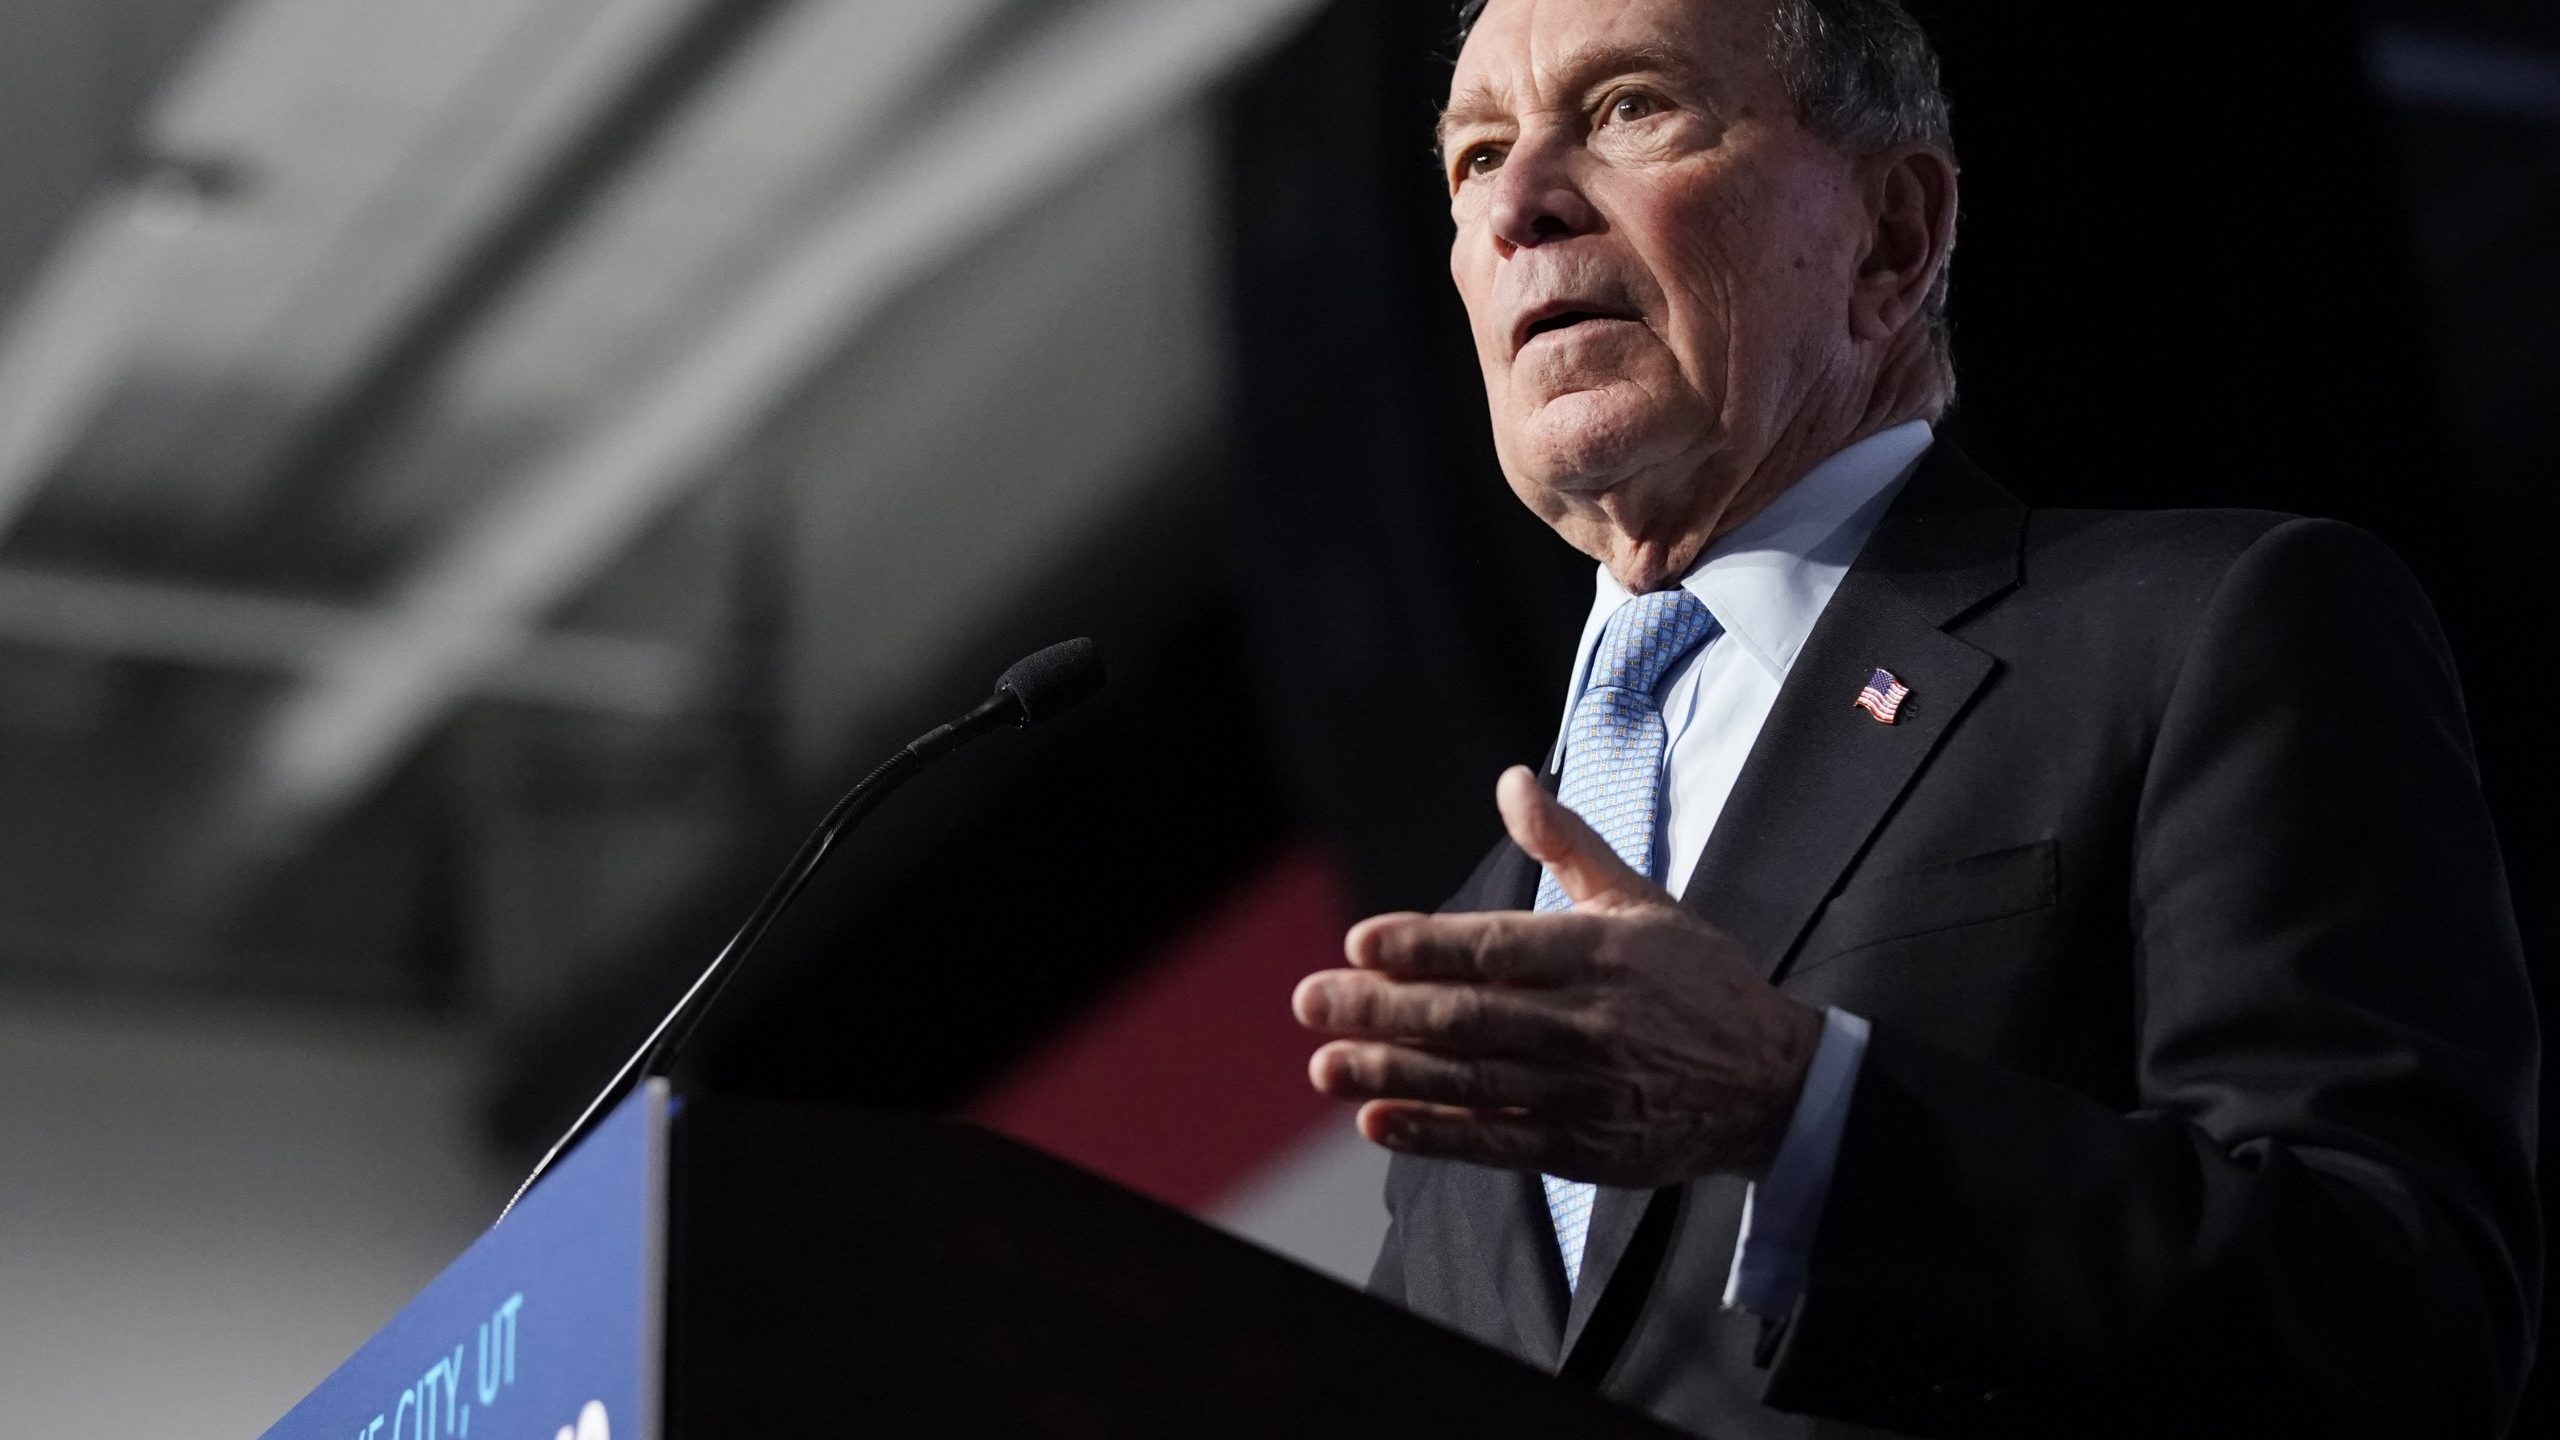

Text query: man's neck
(1587, 376), (1939, 594)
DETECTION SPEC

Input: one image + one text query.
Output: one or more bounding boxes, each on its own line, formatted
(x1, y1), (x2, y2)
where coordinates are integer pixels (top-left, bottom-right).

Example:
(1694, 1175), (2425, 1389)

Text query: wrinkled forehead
(1445, 0), (1778, 119)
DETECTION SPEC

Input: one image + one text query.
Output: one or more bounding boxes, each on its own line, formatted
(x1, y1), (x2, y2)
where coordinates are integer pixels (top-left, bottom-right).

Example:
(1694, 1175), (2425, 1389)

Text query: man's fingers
(1355, 1100), (1582, 1175)
(1312, 1040), (1616, 1114)
(1292, 971), (1597, 1057)
(1345, 908), (1602, 985)
(1496, 764), (1667, 909)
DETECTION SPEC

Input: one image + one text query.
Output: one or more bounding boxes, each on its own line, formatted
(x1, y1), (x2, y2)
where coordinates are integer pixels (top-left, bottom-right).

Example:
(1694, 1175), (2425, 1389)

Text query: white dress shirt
(1545, 418), (1934, 1315)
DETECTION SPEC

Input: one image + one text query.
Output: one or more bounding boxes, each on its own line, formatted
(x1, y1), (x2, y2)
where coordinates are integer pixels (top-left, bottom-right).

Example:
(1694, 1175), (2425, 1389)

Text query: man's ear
(1849, 145), (1958, 343)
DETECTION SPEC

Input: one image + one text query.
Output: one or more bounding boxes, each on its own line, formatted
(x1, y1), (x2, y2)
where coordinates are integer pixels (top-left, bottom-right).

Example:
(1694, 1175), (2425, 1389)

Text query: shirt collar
(1567, 419), (1935, 695)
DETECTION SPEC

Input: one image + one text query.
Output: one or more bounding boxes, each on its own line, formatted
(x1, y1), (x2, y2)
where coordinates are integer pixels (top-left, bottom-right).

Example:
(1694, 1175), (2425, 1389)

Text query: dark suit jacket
(1368, 446), (2541, 1437)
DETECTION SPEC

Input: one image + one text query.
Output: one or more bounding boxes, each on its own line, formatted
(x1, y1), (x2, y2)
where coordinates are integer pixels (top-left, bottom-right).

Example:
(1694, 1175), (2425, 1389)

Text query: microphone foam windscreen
(997, 638), (1106, 724)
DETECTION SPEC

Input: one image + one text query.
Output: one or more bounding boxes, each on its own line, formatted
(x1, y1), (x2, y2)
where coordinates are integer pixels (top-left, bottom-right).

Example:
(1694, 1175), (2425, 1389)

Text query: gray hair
(1452, 0), (1958, 399)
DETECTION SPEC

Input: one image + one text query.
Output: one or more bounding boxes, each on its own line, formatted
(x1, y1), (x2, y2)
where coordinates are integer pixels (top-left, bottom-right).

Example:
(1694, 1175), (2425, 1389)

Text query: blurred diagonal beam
(0, 565), (694, 716)
(0, 195), (185, 533)
(254, 0), (1324, 812)
(255, 0), (797, 528)
(161, 0), (1326, 922)
(0, 0), (711, 538)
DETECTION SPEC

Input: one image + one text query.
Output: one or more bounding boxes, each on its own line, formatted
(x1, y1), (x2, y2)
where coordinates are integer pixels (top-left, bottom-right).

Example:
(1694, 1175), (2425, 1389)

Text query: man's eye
(1607, 93), (1661, 124)
(1461, 145), (1505, 179)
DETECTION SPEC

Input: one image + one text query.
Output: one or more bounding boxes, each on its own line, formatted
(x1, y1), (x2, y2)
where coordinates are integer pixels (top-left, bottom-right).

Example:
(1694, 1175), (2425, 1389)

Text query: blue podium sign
(263, 1083), (670, 1440)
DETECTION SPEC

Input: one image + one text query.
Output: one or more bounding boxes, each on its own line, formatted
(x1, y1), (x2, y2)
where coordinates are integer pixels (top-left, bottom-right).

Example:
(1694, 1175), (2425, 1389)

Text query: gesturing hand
(1293, 766), (1823, 1186)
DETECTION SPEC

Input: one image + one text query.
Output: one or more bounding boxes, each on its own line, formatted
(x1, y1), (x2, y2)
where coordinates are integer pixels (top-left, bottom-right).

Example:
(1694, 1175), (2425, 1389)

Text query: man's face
(1442, 0), (1869, 581)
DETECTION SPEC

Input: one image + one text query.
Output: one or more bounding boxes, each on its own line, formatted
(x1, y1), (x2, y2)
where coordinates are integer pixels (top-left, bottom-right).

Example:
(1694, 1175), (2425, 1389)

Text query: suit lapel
(1560, 1184), (1650, 1355)
(1557, 445), (2023, 1365)
(1443, 1159), (1570, 1364)
(1674, 445), (2022, 980)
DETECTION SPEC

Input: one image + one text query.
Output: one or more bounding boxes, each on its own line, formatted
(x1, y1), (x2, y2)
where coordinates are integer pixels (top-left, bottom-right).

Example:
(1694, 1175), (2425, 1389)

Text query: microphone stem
(635, 746), (917, 1077)
(498, 695), (1017, 1222)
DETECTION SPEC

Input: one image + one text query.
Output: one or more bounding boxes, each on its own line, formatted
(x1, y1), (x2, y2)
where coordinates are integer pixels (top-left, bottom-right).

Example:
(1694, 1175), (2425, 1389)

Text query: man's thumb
(1496, 765), (1658, 907)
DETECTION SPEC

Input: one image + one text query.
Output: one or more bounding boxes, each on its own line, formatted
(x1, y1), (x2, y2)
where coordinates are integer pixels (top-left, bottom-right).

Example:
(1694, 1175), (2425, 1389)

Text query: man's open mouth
(1515, 304), (1639, 352)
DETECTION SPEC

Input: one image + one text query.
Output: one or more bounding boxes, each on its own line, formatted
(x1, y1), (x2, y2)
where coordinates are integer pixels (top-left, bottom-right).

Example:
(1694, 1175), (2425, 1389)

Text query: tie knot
(1589, 588), (1716, 698)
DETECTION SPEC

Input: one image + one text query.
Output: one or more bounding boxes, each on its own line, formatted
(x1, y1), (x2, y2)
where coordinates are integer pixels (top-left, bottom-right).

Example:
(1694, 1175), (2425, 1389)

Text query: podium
(262, 1083), (1678, 1438)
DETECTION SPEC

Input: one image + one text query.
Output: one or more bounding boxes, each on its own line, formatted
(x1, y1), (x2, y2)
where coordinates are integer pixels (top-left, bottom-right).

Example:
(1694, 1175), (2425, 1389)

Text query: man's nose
(1487, 139), (1597, 254)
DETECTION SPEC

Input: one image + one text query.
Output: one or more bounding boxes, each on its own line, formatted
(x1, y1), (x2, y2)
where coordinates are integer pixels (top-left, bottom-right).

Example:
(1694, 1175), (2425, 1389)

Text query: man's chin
(1508, 392), (1680, 492)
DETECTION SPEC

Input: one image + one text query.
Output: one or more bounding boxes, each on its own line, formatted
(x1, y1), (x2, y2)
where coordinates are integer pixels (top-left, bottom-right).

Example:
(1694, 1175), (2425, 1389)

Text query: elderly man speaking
(1289, 0), (2541, 1434)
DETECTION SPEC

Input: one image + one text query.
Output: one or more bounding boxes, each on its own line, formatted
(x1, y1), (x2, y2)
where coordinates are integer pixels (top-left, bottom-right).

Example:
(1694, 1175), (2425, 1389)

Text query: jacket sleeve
(1760, 519), (2542, 1436)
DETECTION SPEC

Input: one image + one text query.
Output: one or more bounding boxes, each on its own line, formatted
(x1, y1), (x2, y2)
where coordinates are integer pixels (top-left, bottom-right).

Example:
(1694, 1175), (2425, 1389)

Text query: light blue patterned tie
(1537, 587), (1717, 1291)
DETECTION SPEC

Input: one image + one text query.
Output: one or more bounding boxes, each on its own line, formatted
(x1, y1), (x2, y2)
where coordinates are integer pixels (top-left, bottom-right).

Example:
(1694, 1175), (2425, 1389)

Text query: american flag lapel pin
(1854, 667), (1910, 725)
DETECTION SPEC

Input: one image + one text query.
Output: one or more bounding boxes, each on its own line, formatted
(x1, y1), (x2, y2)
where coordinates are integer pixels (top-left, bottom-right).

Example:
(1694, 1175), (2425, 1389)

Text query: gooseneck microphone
(499, 638), (1106, 1221)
